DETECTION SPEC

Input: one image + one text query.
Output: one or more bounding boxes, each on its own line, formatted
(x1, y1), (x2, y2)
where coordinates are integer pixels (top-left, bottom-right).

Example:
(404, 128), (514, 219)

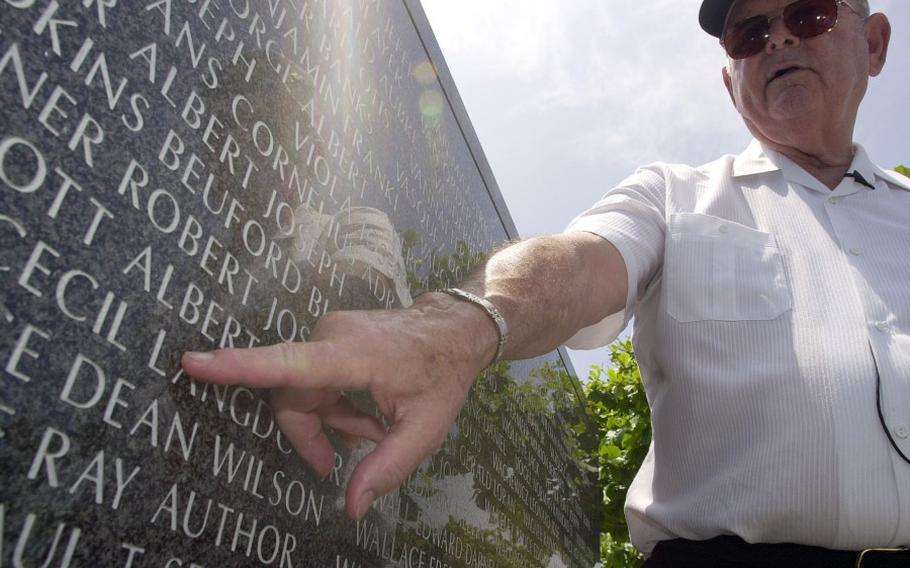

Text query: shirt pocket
(666, 213), (791, 323)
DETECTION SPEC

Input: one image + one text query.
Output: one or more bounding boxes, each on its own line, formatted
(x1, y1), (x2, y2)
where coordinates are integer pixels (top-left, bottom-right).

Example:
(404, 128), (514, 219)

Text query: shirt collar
(853, 143), (910, 192)
(732, 139), (829, 193)
(732, 139), (910, 192)
(732, 139), (780, 178)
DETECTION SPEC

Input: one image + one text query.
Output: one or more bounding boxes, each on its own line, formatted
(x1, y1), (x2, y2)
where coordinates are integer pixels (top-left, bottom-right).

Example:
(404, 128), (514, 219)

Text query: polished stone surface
(0, 1), (598, 566)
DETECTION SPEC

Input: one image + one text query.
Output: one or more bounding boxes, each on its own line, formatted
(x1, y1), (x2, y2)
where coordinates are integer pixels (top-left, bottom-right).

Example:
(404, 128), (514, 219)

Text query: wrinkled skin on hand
(181, 294), (494, 519)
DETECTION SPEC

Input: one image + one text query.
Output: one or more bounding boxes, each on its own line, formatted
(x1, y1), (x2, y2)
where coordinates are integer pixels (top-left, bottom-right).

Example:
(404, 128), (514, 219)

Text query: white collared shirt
(566, 140), (910, 555)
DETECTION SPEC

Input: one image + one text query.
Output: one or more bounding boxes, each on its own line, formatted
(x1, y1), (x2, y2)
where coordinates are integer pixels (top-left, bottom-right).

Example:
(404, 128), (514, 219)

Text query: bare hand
(181, 294), (496, 519)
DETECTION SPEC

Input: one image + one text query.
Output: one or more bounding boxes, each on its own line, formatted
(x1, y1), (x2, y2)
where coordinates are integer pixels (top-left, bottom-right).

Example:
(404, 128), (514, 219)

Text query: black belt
(645, 535), (910, 568)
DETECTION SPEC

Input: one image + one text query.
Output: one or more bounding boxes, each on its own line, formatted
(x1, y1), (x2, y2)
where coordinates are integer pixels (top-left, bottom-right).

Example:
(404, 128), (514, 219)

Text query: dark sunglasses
(721, 0), (861, 60)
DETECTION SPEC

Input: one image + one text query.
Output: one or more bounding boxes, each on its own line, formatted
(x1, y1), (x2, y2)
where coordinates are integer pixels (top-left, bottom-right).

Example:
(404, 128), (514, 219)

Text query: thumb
(344, 412), (449, 519)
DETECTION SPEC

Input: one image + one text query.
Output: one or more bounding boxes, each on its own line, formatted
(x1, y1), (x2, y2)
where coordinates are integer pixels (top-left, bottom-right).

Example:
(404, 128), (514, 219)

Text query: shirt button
(828, 196), (842, 205)
(718, 225), (729, 234)
(874, 321), (890, 333)
(896, 426), (910, 440)
(848, 247), (862, 256)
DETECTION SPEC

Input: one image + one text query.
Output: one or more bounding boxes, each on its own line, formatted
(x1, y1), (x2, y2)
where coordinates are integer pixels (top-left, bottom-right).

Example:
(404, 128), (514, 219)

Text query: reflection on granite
(0, 0), (598, 565)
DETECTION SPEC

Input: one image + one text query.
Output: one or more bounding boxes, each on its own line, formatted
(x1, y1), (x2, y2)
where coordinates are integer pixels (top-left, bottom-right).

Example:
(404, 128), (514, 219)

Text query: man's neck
(763, 138), (856, 190)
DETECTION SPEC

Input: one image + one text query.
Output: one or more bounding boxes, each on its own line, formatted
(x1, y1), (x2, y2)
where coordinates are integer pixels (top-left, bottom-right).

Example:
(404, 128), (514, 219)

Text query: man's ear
(865, 13), (891, 77)
(722, 66), (737, 106)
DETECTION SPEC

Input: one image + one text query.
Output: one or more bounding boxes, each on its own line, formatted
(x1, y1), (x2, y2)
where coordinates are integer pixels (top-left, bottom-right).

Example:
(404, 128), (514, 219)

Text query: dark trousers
(643, 535), (910, 568)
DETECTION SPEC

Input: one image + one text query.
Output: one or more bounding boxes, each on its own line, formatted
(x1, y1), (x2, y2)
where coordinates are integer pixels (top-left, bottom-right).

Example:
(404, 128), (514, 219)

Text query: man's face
(721, 0), (886, 146)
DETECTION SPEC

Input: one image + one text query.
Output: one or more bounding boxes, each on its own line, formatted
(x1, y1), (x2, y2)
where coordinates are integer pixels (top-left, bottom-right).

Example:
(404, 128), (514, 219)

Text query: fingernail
(185, 351), (215, 362)
(355, 490), (375, 519)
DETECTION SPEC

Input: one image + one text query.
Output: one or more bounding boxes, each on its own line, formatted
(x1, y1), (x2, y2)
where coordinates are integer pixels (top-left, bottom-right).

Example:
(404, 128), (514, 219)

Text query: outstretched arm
(181, 231), (627, 519)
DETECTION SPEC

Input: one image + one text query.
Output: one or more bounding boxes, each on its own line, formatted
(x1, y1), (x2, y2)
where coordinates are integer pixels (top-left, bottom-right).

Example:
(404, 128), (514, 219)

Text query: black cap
(700, 0), (737, 38)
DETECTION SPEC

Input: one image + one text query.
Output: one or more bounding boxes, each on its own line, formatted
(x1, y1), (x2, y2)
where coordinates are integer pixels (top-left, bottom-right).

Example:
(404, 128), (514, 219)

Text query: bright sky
(421, 0), (910, 376)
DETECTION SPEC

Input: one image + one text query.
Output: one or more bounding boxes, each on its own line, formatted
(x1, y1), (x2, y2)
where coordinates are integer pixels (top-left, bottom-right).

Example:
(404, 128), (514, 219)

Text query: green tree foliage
(400, 231), (489, 296)
(583, 340), (651, 567)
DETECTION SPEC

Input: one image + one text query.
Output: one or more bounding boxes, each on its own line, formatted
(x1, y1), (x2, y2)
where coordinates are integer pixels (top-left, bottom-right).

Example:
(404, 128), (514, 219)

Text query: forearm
(419, 232), (628, 363)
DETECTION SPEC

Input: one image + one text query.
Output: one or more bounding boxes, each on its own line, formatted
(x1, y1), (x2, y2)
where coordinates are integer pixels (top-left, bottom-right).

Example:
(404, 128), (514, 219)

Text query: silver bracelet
(441, 288), (509, 364)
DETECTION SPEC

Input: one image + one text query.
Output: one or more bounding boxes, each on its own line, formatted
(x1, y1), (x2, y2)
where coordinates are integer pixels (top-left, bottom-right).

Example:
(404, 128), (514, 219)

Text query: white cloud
(423, 1), (748, 169)
(422, 0), (906, 216)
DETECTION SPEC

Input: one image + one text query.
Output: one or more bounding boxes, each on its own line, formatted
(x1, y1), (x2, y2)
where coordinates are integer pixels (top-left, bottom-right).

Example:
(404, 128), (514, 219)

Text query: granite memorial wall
(0, 1), (599, 566)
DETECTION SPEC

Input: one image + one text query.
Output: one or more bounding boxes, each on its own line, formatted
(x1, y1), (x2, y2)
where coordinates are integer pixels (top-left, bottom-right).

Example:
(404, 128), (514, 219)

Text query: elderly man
(184, 0), (908, 565)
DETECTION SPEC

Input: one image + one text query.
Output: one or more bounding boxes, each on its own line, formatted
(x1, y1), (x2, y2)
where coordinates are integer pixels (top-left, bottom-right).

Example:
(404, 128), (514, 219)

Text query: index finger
(182, 342), (371, 391)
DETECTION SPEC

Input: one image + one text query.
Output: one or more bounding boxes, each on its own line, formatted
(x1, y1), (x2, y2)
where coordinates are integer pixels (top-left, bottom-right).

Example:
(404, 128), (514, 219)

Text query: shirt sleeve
(562, 165), (667, 348)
